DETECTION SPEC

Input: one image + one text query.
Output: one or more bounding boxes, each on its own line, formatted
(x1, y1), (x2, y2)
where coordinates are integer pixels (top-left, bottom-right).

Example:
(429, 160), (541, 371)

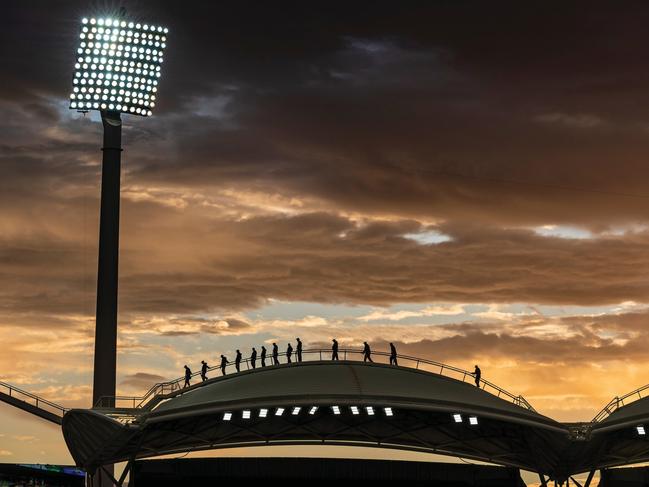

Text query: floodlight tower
(69, 16), (169, 409)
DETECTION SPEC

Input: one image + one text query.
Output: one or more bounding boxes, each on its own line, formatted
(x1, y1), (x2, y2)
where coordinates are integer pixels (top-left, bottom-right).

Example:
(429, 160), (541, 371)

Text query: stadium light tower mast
(69, 15), (169, 409)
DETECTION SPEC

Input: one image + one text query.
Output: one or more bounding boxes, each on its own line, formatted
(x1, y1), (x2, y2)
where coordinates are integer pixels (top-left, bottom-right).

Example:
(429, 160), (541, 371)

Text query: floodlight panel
(69, 17), (168, 117)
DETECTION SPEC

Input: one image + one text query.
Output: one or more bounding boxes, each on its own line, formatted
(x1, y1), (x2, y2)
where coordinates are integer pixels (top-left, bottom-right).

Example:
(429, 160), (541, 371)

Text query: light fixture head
(275, 407), (285, 416)
(469, 416), (479, 425)
(638, 425), (646, 436)
(384, 407), (393, 417)
(308, 406), (318, 415)
(223, 412), (232, 421)
(453, 413), (463, 423)
(69, 16), (168, 117)
(259, 408), (268, 418)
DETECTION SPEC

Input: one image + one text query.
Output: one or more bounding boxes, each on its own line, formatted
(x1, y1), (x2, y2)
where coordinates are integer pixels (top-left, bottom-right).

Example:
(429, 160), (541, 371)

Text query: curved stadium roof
(62, 359), (649, 482)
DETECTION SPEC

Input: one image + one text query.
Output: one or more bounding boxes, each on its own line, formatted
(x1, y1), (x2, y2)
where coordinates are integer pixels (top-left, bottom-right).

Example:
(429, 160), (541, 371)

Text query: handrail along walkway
(95, 348), (536, 413)
(0, 380), (68, 425)
(592, 382), (649, 423)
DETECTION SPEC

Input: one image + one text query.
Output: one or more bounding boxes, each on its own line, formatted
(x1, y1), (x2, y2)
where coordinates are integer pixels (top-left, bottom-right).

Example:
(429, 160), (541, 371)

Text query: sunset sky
(3, 0), (649, 472)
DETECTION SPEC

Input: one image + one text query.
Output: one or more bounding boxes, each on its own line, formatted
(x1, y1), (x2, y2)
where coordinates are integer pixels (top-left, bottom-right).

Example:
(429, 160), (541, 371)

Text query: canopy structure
(60, 360), (649, 483)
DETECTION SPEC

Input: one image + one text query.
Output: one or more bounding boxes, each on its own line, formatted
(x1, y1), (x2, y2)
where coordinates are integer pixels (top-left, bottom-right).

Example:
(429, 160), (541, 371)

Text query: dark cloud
(1, 0), (649, 377)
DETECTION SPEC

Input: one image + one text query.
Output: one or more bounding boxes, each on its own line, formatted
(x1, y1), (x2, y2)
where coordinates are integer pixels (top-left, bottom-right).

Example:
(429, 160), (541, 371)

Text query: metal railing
(95, 348), (536, 413)
(0, 380), (68, 419)
(592, 383), (649, 423)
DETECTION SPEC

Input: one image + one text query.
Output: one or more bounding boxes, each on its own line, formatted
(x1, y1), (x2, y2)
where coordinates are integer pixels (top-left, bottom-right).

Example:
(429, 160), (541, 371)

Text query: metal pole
(93, 110), (122, 409)
(92, 111), (122, 487)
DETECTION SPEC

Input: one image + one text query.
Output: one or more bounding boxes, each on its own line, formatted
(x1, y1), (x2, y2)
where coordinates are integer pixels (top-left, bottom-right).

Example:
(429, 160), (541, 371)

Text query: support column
(93, 110), (122, 409)
(583, 470), (596, 487)
(91, 110), (122, 487)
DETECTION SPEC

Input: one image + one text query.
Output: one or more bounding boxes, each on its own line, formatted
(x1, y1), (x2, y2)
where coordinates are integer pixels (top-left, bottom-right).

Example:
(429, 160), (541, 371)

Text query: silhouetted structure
(130, 458), (526, 487)
(200, 361), (208, 382)
(332, 339), (339, 360)
(251, 348), (257, 369)
(183, 365), (191, 388)
(474, 365), (481, 387)
(287, 343), (293, 363)
(235, 350), (242, 372)
(390, 343), (398, 366)
(363, 342), (373, 362)
(272, 343), (279, 365)
(261, 346), (267, 367)
(296, 338), (303, 362)
(220, 355), (228, 376)
(93, 112), (122, 411)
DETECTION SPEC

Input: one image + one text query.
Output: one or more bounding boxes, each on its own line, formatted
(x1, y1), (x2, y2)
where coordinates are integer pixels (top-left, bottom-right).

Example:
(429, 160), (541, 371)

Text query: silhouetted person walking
(272, 342), (280, 365)
(220, 355), (228, 376)
(235, 349), (242, 372)
(261, 346), (267, 367)
(389, 343), (398, 366)
(201, 360), (208, 381)
(251, 347), (257, 369)
(332, 339), (339, 360)
(363, 342), (373, 362)
(296, 338), (303, 362)
(286, 343), (293, 363)
(474, 365), (481, 388)
(184, 365), (191, 388)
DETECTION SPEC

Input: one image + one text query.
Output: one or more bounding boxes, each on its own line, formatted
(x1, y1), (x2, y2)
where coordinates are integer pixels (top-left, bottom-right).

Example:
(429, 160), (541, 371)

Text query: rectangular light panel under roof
(69, 17), (168, 117)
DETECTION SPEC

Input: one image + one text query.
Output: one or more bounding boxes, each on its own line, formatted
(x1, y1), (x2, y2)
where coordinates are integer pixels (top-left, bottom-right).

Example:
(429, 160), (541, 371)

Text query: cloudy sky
(3, 0), (649, 470)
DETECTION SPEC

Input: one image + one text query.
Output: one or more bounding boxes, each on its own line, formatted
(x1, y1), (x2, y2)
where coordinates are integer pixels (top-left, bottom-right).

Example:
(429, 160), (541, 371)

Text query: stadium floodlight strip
(69, 17), (168, 116)
(219, 406), (396, 420)
(638, 425), (646, 436)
